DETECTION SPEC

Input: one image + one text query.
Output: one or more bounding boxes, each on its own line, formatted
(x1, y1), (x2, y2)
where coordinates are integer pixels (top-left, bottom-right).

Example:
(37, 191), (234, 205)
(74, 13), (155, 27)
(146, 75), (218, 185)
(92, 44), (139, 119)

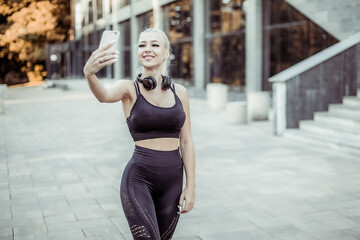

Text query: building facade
(49, 0), (351, 92)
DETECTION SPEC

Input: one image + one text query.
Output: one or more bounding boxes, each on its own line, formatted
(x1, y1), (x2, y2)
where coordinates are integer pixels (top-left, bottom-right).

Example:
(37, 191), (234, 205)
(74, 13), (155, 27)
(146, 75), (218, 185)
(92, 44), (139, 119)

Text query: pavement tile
(46, 221), (81, 233)
(14, 233), (49, 240)
(77, 217), (114, 228)
(41, 203), (73, 217)
(110, 216), (130, 234)
(73, 205), (108, 221)
(0, 237), (13, 240)
(44, 214), (79, 232)
(0, 227), (12, 238)
(263, 224), (314, 238)
(199, 229), (272, 240)
(47, 229), (86, 240)
(81, 224), (123, 237)
(172, 236), (202, 240)
(13, 224), (47, 237)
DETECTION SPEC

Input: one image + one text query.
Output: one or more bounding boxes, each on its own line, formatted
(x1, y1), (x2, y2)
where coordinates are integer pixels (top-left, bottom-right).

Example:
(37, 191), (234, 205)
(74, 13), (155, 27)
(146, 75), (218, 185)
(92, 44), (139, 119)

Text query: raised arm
(83, 42), (131, 103)
(177, 84), (196, 214)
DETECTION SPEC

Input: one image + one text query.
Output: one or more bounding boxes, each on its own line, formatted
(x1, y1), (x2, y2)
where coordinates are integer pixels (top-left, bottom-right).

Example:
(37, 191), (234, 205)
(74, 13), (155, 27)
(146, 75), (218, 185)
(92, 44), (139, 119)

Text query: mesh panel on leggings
(121, 191), (136, 220)
(130, 225), (151, 238)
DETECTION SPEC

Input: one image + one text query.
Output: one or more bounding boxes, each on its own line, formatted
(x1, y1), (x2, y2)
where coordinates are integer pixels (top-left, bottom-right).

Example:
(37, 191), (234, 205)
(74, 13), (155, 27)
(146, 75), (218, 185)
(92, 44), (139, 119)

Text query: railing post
(273, 82), (286, 135)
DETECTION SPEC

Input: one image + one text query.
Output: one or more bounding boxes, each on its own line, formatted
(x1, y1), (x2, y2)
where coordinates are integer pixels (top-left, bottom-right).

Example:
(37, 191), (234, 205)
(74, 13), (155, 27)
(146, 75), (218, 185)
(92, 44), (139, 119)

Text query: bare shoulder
(110, 79), (135, 101)
(113, 79), (134, 89)
(174, 83), (189, 101)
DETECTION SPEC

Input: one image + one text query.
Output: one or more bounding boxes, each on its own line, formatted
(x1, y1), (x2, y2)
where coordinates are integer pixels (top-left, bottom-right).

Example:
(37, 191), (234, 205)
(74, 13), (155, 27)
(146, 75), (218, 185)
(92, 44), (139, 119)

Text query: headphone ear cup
(161, 75), (172, 90)
(144, 76), (157, 90)
(137, 74), (157, 90)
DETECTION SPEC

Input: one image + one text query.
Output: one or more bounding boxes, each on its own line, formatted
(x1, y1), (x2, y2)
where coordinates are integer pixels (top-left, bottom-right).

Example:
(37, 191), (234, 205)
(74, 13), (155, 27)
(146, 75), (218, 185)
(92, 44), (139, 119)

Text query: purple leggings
(120, 146), (183, 239)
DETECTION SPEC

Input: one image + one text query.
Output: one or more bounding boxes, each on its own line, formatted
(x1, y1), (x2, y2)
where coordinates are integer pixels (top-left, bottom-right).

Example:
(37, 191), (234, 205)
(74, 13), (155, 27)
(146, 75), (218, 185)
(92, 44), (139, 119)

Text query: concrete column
(130, 3), (139, 80)
(112, 0), (121, 80)
(152, 0), (161, 28)
(104, 0), (113, 79)
(193, 0), (205, 90)
(245, 0), (262, 92)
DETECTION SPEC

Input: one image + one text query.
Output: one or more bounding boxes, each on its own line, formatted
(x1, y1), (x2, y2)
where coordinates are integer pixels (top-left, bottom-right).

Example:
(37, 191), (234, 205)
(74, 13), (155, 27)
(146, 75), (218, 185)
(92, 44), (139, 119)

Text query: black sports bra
(126, 81), (186, 141)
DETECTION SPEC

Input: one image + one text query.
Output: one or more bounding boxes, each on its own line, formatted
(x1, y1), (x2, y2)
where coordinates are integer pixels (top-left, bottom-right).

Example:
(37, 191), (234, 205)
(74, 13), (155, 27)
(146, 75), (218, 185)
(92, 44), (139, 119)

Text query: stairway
(285, 0), (360, 40)
(284, 89), (360, 155)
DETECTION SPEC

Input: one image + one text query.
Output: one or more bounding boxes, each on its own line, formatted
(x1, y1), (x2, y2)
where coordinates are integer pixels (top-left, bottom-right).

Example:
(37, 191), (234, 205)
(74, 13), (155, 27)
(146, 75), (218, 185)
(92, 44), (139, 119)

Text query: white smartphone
(99, 30), (120, 51)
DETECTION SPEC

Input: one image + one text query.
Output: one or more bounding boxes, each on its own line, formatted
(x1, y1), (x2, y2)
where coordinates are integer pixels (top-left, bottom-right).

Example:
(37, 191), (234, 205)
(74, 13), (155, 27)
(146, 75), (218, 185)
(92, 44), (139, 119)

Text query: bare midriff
(135, 138), (180, 151)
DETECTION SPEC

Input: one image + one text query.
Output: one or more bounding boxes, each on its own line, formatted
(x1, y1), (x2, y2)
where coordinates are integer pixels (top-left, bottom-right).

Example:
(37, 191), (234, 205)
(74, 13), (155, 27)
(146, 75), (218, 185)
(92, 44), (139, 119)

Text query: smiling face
(138, 31), (170, 71)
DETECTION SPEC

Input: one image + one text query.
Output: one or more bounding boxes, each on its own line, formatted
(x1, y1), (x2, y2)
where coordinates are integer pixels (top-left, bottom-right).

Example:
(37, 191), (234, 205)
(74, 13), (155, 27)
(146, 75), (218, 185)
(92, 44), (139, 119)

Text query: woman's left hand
(178, 187), (195, 214)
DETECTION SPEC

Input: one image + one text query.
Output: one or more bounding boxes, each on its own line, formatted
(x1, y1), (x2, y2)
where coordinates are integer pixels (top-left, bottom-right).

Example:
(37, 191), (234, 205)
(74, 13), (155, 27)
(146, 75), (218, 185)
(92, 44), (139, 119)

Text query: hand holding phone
(99, 30), (120, 51)
(83, 30), (120, 76)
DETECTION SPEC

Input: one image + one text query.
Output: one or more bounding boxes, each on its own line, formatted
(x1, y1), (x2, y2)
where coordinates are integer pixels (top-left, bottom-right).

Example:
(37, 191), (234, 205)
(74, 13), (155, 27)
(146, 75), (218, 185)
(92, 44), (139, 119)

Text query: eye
(152, 44), (160, 47)
(138, 44), (145, 48)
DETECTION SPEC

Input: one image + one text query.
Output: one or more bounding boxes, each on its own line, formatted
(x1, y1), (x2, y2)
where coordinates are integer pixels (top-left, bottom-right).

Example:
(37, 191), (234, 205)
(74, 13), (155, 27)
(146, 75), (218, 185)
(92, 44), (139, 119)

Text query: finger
(99, 58), (118, 68)
(183, 199), (194, 213)
(178, 193), (185, 208)
(96, 51), (119, 63)
(99, 40), (117, 51)
(97, 55), (119, 65)
(180, 208), (188, 214)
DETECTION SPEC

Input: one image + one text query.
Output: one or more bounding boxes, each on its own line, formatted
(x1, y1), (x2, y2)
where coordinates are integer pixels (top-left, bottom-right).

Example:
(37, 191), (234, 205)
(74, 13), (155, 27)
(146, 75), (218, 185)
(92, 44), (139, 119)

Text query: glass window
(138, 11), (154, 34)
(164, 0), (193, 82)
(96, 0), (103, 19)
(119, 0), (131, 8)
(209, 0), (246, 34)
(119, 20), (131, 78)
(170, 42), (193, 81)
(208, 35), (245, 86)
(262, 0), (338, 91)
(88, 0), (94, 23)
(165, 0), (192, 42)
(206, 0), (246, 88)
(269, 0), (305, 25)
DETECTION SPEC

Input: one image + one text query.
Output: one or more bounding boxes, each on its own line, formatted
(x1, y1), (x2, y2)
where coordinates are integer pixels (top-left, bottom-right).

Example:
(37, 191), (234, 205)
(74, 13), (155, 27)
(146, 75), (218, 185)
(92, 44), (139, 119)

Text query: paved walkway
(1, 80), (360, 240)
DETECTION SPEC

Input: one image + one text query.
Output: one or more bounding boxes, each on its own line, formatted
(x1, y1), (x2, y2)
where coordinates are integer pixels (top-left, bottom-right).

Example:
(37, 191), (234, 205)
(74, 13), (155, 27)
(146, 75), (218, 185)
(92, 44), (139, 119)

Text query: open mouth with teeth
(143, 55), (155, 59)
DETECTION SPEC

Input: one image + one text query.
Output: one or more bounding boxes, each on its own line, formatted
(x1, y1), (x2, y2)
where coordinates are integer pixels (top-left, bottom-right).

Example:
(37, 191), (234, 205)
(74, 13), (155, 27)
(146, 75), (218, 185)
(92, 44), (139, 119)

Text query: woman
(83, 28), (195, 239)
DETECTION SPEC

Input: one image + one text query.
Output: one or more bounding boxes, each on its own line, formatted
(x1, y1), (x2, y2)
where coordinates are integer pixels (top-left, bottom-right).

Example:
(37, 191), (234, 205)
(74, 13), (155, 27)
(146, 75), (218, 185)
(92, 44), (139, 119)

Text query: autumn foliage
(0, 0), (71, 85)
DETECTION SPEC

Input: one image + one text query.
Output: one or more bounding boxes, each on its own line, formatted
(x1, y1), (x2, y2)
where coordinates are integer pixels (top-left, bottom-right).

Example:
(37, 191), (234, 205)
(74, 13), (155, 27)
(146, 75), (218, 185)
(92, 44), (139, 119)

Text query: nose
(144, 44), (151, 52)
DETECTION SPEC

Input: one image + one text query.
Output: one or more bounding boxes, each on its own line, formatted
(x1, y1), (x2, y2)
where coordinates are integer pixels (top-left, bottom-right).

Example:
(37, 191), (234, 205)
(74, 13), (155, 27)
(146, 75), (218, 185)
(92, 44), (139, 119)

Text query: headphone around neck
(136, 74), (172, 91)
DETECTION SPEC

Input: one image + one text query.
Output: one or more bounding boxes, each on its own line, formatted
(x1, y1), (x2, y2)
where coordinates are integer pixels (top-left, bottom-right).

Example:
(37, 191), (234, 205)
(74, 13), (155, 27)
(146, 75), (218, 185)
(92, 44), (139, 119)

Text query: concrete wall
(285, 0), (360, 40)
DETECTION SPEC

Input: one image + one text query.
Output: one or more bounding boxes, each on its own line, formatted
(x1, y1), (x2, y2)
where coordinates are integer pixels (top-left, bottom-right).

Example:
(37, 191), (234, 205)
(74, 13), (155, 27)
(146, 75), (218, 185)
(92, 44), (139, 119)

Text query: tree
(0, 0), (71, 85)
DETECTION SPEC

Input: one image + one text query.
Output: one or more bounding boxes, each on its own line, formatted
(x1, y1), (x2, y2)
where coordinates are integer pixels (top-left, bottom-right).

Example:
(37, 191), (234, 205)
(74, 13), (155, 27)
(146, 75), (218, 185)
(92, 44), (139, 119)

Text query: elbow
(97, 97), (105, 103)
(96, 95), (108, 103)
(180, 137), (193, 149)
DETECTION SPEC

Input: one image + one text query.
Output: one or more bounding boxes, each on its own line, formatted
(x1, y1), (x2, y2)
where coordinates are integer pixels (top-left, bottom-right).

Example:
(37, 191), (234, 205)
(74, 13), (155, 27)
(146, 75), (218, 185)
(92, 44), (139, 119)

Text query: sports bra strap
(134, 81), (140, 96)
(170, 83), (176, 94)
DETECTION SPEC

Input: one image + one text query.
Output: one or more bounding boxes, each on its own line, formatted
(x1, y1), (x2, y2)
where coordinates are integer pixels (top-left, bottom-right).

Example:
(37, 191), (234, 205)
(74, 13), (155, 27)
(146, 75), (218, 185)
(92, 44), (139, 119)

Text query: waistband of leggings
(132, 145), (183, 167)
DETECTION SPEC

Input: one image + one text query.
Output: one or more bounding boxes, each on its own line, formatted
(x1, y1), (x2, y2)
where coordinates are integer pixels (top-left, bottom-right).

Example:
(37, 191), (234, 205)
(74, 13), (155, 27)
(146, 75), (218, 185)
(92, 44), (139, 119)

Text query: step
(299, 120), (360, 141)
(314, 112), (360, 128)
(328, 104), (360, 118)
(343, 96), (360, 108)
(284, 129), (360, 156)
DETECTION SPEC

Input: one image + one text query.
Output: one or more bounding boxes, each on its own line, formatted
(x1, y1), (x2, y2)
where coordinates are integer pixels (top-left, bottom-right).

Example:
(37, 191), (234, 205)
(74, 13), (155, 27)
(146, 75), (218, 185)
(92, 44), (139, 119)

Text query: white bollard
(226, 101), (247, 125)
(247, 91), (270, 121)
(207, 83), (228, 109)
